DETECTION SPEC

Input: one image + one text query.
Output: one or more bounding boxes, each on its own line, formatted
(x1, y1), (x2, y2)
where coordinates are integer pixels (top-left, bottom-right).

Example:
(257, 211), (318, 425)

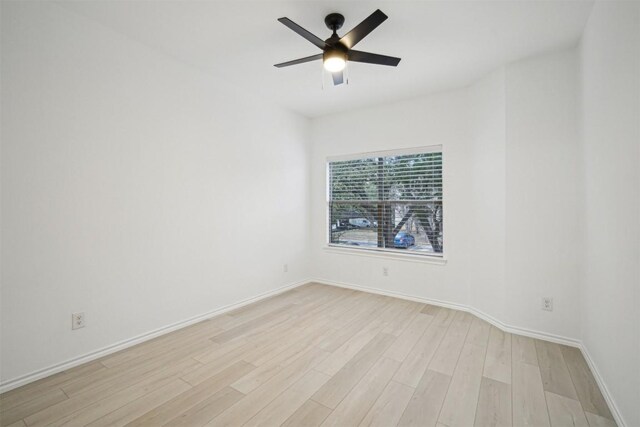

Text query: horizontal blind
(328, 150), (443, 256)
(329, 152), (442, 202)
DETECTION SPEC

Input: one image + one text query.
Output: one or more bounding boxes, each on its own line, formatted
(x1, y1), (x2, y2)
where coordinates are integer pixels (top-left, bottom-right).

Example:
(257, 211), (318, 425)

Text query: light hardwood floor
(0, 284), (616, 427)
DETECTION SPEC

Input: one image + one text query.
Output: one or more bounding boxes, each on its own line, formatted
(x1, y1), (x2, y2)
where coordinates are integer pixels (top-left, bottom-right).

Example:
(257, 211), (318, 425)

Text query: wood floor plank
(231, 328), (333, 394)
(438, 342), (487, 427)
(0, 388), (68, 427)
(24, 358), (200, 427)
(0, 362), (105, 412)
(100, 320), (222, 369)
(317, 320), (387, 375)
(428, 311), (473, 375)
(432, 307), (457, 328)
(241, 308), (336, 367)
(209, 305), (294, 344)
(512, 335), (538, 366)
(393, 321), (448, 387)
(205, 346), (330, 427)
(125, 361), (255, 426)
(560, 346), (613, 421)
(483, 327), (512, 384)
(382, 302), (423, 336)
(212, 289), (334, 344)
(191, 336), (250, 365)
(512, 361), (550, 427)
(312, 333), (396, 409)
(282, 400), (332, 427)
(86, 379), (191, 427)
(161, 387), (244, 427)
(383, 313), (433, 362)
(545, 391), (589, 427)
(319, 306), (392, 353)
(466, 317), (491, 348)
(358, 380), (414, 427)
(182, 343), (257, 387)
(248, 325), (333, 368)
(60, 338), (209, 397)
(421, 304), (442, 316)
(474, 377), (512, 427)
(320, 357), (401, 427)
(48, 372), (188, 427)
(585, 411), (617, 427)
(535, 339), (578, 400)
(398, 369), (451, 427)
(244, 369), (331, 427)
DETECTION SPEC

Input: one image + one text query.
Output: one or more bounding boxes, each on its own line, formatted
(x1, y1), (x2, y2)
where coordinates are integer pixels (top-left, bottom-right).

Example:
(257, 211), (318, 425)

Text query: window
(327, 147), (443, 257)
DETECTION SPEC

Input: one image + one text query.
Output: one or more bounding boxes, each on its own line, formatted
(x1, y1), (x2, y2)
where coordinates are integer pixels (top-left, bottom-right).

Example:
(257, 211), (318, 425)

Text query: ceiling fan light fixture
(275, 10), (400, 85)
(323, 51), (346, 72)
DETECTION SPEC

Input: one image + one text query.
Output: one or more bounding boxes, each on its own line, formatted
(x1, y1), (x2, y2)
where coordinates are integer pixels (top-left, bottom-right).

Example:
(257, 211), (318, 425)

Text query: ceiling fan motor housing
(323, 14), (348, 61)
(324, 13), (345, 32)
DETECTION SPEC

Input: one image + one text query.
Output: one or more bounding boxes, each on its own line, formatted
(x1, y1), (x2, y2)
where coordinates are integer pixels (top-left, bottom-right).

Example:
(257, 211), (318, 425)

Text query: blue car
(394, 232), (415, 248)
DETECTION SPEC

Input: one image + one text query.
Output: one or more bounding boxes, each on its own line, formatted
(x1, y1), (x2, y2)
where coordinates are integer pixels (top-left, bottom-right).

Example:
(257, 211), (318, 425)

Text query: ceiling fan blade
(348, 50), (401, 66)
(332, 71), (344, 85)
(278, 17), (327, 50)
(274, 54), (323, 68)
(339, 9), (388, 49)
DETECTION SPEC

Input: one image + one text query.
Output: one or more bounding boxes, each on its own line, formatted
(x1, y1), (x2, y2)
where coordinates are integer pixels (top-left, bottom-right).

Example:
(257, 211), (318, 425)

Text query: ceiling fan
(274, 9), (401, 85)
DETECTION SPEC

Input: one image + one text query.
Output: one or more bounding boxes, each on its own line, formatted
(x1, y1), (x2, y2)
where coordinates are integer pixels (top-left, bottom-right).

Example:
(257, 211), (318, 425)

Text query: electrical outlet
(541, 297), (553, 311)
(283, 264), (288, 273)
(72, 312), (85, 330)
(383, 267), (389, 277)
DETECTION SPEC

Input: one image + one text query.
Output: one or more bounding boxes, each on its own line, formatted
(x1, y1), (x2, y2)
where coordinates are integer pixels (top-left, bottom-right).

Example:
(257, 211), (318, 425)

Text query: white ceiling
(58, 1), (594, 118)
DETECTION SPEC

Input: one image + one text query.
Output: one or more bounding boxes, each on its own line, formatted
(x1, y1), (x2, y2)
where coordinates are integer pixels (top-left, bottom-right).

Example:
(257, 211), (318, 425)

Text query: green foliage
(329, 152), (444, 253)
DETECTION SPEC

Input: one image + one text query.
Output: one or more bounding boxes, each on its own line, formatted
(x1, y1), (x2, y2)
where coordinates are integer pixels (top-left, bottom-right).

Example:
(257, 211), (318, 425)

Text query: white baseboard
(1, 277), (625, 427)
(311, 277), (624, 427)
(312, 277), (581, 347)
(580, 344), (627, 427)
(0, 279), (308, 394)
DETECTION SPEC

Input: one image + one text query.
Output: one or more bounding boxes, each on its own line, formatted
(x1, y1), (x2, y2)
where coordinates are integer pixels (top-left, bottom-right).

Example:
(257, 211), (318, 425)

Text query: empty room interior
(1, 1), (639, 426)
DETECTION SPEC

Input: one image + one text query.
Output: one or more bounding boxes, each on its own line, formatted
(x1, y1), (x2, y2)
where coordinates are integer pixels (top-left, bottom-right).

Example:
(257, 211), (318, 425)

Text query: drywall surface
(310, 89), (473, 307)
(466, 68), (507, 321)
(505, 49), (581, 340)
(580, 2), (640, 425)
(310, 48), (581, 340)
(1, 2), (310, 383)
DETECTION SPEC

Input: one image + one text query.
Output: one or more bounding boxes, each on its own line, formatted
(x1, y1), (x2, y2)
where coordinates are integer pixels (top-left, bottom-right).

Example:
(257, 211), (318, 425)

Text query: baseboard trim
(312, 277), (581, 347)
(580, 344), (627, 427)
(1, 277), (626, 427)
(0, 279), (308, 394)
(311, 277), (624, 427)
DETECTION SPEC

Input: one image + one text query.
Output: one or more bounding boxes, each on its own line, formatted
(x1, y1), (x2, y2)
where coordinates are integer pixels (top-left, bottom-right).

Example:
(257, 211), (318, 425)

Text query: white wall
(310, 89), (473, 307)
(0, 2), (310, 385)
(310, 48), (581, 341)
(467, 68), (507, 322)
(505, 50), (581, 340)
(580, 2), (640, 426)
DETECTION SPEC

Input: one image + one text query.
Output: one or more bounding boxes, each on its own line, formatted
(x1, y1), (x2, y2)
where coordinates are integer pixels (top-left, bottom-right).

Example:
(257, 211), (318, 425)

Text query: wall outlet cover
(72, 312), (85, 330)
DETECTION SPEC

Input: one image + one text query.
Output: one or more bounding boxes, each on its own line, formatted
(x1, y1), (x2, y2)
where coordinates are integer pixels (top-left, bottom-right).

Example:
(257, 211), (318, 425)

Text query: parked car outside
(394, 232), (416, 248)
(348, 218), (372, 228)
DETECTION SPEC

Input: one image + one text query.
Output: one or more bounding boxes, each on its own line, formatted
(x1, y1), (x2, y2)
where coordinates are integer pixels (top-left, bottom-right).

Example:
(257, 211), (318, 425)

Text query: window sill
(323, 245), (448, 265)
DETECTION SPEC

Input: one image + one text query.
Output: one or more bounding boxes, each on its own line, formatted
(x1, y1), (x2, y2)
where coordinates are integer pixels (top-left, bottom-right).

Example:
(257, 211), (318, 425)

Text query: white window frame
(325, 145), (446, 264)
